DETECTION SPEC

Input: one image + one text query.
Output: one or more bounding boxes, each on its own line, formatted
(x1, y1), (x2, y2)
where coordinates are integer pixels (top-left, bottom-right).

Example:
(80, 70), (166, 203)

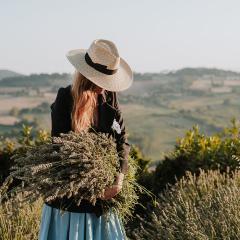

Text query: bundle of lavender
(0, 130), (144, 223)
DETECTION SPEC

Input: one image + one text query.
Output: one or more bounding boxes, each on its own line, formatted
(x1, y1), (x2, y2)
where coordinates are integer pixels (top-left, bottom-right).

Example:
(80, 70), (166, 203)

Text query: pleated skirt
(38, 203), (128, 240)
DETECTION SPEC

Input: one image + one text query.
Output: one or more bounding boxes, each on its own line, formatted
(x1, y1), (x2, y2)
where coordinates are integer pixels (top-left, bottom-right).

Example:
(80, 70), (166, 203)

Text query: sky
(1, 0), (240, 75)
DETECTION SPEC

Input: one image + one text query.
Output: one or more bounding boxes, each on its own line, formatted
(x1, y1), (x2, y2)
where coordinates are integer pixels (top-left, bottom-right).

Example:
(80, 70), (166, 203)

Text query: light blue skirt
(38, 203), (128, 240)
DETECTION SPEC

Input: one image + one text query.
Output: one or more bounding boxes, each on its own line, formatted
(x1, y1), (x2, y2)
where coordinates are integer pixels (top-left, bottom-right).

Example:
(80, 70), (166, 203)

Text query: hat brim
(65, 49), (133, 92)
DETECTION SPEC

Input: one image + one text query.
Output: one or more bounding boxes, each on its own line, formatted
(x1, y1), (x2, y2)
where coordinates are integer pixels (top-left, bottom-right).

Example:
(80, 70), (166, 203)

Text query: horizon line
(1, 66), (240, 76)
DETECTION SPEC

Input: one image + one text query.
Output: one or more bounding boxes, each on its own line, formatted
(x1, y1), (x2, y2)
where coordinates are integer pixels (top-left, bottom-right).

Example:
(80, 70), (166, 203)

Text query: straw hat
(66, 39), (133, 92)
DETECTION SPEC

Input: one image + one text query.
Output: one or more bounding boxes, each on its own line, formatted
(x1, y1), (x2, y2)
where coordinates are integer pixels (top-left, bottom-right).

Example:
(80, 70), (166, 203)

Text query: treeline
(0, 73), (71, 87)
(1, 68), (240, 87)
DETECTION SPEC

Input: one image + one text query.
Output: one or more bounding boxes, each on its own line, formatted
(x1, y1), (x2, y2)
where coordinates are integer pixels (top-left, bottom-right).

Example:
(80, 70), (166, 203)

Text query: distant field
(122, 102), (230, 164)
(0, 94), (54, 114)
(1, 92), (240, 165)
(1, 69), (240, 165)
(168, 93), (240, 110)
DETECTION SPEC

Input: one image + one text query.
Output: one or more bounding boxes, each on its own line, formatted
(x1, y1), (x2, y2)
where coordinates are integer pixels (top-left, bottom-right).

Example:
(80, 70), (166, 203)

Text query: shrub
(154, 119), (240, 193)
(0, 198), (42, 240)
(133, 168), (240, 240)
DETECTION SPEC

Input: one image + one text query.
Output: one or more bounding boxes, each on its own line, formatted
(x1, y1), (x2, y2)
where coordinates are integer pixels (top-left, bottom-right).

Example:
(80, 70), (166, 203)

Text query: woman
(38, 39), (133, 240)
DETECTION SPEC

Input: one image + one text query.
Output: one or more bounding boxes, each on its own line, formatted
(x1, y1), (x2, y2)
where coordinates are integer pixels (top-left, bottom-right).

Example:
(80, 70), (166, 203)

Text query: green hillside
(1, 67), (240, 164)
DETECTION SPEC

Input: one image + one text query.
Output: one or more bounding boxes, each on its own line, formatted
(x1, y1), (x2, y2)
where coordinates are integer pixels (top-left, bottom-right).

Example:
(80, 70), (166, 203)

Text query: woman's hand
(99, 173), (124, 200)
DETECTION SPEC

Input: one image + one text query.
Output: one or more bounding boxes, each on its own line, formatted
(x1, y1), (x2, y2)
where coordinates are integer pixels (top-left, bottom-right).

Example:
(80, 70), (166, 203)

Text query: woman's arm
(112, 92), (131, 175)
(50, 87), (71, 137)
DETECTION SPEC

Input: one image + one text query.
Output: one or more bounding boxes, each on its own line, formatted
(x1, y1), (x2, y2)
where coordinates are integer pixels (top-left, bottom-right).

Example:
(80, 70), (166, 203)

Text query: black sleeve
(113, 92), (131, 174)
(50, 87), (71, 138)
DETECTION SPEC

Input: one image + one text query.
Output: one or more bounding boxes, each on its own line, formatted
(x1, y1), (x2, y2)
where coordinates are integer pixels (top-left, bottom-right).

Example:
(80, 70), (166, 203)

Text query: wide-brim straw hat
(66, 39), (133, 92)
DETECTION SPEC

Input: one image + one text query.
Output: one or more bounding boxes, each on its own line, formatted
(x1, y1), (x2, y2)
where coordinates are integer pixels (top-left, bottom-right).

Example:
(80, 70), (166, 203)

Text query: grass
(0, 198), (43, 240)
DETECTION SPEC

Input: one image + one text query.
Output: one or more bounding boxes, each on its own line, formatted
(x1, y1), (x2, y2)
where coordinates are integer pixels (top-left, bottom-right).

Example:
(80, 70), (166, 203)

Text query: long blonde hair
(70, 70), (106, 132)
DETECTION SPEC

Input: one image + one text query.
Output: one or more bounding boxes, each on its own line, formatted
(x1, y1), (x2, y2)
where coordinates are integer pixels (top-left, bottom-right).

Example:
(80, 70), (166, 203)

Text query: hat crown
(87, 39), (120, 70)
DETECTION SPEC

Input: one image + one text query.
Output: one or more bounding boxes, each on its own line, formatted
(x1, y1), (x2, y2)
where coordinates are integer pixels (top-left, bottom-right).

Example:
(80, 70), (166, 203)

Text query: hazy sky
(1, 0), (240, 75)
